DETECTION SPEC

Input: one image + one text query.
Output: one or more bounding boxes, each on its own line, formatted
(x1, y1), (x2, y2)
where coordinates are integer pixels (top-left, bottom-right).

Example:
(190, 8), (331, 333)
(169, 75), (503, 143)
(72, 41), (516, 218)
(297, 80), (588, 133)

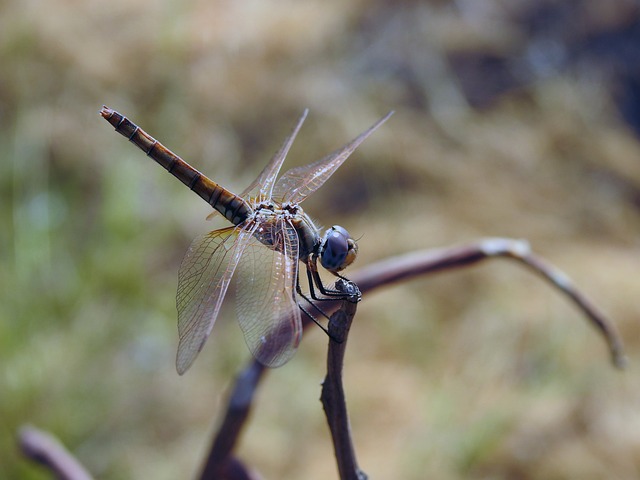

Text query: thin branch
(199, 237), (626, 477)
(198, 361), (266, 480)
(320, 279), (367, 480)
(18, 425), (93, 480)
(17, 239), (626, 479)
(350, 238), (626, 368)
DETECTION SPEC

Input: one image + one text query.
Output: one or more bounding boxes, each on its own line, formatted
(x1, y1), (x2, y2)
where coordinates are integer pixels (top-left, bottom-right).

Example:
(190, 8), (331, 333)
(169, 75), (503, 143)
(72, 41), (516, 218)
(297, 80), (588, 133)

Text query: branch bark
(20, 238), (625, 479)
(320, 279), (367, 480)
(18, 425), (94, 480)
(200, 238), (626, 478)
(198, 361), (266, 480)
(350, 238), (626, 368)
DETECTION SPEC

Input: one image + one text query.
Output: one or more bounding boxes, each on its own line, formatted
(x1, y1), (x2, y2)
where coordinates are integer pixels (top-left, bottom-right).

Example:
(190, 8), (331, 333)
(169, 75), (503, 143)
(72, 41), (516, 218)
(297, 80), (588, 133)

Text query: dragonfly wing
(235, 218), (302, 367)
(206, 110), (308, 221)
(273, 111), (394, 205)
(240, 109), (309, 202)
(176, 224), (256, 374)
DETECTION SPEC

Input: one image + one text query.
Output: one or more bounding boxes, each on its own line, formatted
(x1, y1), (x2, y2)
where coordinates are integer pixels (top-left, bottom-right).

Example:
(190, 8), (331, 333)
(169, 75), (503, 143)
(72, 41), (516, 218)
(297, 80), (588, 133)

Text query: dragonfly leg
(298, 297), (329, 332)
(306, 256), (351, 299)
(296, 274), (330, 318)
(295, 276), (344, 343)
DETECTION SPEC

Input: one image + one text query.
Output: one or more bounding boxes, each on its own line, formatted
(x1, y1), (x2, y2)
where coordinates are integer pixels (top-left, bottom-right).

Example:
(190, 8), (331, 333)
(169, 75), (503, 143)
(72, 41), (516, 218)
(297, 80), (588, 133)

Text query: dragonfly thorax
(254, 202), (358, 274)
(249, 202), (321, 263)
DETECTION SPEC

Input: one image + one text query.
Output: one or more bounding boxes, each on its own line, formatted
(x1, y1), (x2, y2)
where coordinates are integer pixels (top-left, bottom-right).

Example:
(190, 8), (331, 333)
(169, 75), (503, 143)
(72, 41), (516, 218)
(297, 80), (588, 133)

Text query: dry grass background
(1, 0), (640, 478)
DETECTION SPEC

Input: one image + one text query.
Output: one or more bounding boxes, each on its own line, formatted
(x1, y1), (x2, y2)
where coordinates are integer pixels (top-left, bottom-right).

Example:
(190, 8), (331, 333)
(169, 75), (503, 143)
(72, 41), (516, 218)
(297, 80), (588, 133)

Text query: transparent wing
(206, 110), (308, 221)
(241, 109), (309, 202)
(175, 224), (257, 374)
(235, 218), (302, 367)
(273, 111), (394, 205)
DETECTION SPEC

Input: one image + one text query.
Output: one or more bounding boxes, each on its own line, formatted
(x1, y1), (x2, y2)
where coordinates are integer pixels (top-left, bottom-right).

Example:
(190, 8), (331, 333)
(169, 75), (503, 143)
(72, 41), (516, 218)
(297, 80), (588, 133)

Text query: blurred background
(1, 0), (639, 478)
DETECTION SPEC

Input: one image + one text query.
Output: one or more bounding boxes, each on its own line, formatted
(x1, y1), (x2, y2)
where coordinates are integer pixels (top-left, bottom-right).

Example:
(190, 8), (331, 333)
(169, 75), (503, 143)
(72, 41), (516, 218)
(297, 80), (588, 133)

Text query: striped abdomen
(100, 106), (251, 226)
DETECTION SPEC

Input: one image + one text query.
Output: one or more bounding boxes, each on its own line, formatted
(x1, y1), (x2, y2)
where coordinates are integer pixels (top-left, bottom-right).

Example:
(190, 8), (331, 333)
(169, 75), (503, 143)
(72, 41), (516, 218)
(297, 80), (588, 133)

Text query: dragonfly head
(319, 225), (358, 273)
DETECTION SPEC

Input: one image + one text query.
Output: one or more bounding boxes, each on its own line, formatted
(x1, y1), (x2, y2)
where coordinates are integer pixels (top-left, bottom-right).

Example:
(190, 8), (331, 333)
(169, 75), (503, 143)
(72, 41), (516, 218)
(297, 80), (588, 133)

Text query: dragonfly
(100, 106), (393, 374)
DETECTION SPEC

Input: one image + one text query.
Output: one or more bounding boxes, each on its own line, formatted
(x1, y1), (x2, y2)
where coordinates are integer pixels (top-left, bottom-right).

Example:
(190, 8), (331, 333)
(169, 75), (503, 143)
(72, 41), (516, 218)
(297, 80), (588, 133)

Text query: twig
(17, 239), (626, 479)
(18, 425), (93, 480)
(200, 238), (626, 478)
(198, 361), (266, 480)
(320, 279), (367, 480)
(350, 238), (626, 368)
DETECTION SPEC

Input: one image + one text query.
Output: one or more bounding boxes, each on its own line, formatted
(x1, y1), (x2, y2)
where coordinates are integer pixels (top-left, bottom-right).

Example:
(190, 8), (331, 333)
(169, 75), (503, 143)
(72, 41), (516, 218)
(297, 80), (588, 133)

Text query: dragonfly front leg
(306, 255), (352, 300)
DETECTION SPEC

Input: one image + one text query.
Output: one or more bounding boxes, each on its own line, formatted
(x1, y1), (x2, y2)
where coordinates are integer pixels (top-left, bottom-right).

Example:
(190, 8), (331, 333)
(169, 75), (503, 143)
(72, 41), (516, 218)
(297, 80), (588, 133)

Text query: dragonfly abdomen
(100, 106), (251, 225)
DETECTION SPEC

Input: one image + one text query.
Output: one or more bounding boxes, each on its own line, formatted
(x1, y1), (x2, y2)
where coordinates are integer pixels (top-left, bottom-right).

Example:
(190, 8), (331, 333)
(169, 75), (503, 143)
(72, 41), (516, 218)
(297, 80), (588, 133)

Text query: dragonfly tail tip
(99, 105), (113, 118)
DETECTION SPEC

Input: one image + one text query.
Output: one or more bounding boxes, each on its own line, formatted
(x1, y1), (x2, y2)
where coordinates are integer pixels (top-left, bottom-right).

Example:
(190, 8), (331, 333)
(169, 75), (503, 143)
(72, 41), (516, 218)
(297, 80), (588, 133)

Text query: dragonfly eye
(320, 225), (358, 272)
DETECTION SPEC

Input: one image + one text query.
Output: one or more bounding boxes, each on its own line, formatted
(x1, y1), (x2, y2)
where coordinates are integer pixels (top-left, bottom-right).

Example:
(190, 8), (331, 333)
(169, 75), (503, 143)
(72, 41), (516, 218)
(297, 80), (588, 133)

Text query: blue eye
(320, 226), (356, 272)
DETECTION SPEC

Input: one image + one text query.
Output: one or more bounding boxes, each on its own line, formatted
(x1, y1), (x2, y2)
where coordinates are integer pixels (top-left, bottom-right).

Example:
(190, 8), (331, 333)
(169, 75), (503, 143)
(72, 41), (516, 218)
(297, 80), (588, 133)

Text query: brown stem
(18, 239), (625, 479)
(320, 280), (367, 480)
(350, 238), (626, 368)
(199, 237), (626, 477)
(198, 361), (266, 480)
(18, 425), (93, 480)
